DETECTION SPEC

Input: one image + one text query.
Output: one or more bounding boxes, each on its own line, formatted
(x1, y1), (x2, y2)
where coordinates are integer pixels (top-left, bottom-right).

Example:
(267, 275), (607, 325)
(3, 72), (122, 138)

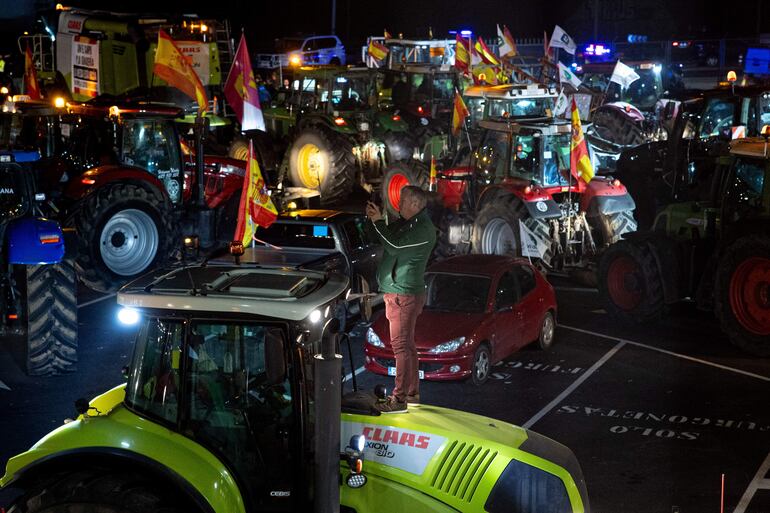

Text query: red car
(364, 254), (557, 385)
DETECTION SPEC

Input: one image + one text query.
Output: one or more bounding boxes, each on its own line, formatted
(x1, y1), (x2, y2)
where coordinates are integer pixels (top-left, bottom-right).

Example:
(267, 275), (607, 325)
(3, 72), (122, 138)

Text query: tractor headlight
(366, 327), (384, 347)
(428, 337), (465, 353)
(358, 121), (370, 132)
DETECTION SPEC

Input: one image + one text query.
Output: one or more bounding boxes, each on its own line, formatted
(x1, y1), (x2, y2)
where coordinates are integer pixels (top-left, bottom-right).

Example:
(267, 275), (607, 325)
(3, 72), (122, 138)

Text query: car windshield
(425, 272), (490, 313)
(255, 222), (336, 250)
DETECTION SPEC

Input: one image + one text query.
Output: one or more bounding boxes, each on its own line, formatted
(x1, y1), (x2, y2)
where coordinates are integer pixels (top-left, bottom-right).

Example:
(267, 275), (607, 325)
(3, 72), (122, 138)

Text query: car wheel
(470, 344), (491, 386)
(537, 311), (556, 351)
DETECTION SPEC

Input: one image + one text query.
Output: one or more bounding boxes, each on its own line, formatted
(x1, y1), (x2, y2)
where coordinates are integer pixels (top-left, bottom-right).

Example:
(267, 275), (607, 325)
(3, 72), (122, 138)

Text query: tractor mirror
(265, 329), (287, 385)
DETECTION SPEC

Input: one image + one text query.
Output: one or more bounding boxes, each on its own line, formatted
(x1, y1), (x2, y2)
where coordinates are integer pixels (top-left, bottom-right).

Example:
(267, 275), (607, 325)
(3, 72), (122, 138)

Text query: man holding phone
(366, 186), (436, 413)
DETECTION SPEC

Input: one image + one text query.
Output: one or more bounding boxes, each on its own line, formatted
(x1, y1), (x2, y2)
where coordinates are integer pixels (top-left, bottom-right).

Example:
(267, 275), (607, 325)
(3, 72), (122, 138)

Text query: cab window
(120, 120), (182, 201)
(698, 99), (735, 138)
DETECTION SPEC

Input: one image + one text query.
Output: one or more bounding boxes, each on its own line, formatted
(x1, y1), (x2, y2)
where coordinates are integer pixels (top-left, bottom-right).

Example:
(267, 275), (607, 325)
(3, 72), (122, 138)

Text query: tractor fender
(581, 177), (636, 215)
(477, 184), (561, 220)
(376, 110), (409, 132)
(64, 165), (170, 203)
(0, 385), (246, 513)
(6, 217), (65, 264)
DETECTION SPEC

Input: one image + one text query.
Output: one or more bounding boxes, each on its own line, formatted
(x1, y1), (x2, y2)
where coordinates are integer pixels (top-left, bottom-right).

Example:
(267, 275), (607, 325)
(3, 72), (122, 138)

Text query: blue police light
(460, 30), (472, 37)
(585, 43), (611, 57)
(118, 307), (140, 326)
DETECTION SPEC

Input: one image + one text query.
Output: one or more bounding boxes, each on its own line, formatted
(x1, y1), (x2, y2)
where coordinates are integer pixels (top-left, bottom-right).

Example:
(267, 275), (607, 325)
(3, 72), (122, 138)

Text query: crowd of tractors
(0, 7), (768, 512)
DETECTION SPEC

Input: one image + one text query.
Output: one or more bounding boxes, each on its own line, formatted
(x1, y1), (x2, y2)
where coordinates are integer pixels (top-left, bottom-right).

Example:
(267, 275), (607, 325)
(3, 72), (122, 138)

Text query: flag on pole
(154, 29), (208, 112)
(454, 33), (470, 72)
(549, 25), (577, 55)
(470, 38), (483, 66)
(558, 62), (582, 90)
(429, 156), (437, 191)
(497, 24), (518, 57)
(224, 34), (265, 132)
(234, 140), (278, 246)
(543, 30), (552, 61)
(368, 39), (389, 61)
(570, 99), (594, 184)
(553, 91), (569, 117)
(384, 30), (393, 39)
(472, 64), (499, 85)
(609, 60), (641, 89)
(475, 37), (500, 65)
(23, 43), (41, 100)
(451, 91), (470, 135)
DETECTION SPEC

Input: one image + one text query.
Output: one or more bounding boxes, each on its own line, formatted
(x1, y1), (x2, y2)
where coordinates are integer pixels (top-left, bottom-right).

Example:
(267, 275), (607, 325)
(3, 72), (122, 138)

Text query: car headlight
(428, 337), (465, 353)
(366, 327), (385, 348)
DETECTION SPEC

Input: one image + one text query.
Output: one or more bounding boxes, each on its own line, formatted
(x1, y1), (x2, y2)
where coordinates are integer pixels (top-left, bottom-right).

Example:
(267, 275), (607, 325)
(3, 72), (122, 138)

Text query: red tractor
(385, 118), (638, 273)
(8, 98), (246, 291)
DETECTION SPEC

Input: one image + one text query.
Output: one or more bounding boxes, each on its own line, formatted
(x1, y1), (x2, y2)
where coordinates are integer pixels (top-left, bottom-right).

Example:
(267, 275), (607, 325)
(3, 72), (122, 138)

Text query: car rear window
(255, 222), (336, 250)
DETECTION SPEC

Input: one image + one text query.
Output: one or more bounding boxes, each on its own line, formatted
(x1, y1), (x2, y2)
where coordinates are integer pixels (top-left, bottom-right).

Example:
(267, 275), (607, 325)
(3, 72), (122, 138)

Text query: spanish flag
(384, 30), (393, 39)
(570, 99), (594, 184)
(234, 140), (278, 247)
(454, 34), (470, 73)
(368, 39), (389, 62)
(23, 43), (41, 100)
(153, 29), (208, 113)
(451, 91), (470, 136)
(475, 37), (499, 66)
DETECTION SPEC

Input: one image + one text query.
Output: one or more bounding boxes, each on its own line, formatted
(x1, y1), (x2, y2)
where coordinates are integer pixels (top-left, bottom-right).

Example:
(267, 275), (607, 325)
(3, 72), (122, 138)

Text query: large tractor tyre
(714, 236), (770, 356)
(382, 131), (415, 163)
(72, 183), (176, 293)
(597, 239), (666, 324)
(592, 108), (646, 148)
(8, 470), (184, 513)
(288, 127), (355, 206)
(591, 210), (638, 248)
(380, 160), (429, 219)
(471, 195), (553, 266)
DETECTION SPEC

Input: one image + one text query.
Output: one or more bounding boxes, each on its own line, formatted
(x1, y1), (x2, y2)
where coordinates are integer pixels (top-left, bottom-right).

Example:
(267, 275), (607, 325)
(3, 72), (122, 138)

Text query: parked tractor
(261, 67), (413, 205)
(0, 152), (77, 375)
(598, 136), (770, 356)
(6, 97), (246, 292)
(1, 255), (591, 512)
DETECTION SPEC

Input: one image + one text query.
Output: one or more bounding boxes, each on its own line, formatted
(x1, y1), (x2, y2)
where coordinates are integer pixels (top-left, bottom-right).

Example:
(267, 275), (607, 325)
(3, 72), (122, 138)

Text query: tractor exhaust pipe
(314, 317), (342, 513)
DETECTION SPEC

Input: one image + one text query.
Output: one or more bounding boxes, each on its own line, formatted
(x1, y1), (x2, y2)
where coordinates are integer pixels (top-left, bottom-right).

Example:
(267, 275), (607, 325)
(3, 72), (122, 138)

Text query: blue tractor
(0, 151), (77, 375)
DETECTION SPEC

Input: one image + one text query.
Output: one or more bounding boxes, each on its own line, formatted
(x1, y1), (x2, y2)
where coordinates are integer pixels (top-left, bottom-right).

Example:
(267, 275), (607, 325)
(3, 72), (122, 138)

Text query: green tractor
(598, 137), (770, 355)
(261, 67), (414, 205)
(2, 256), (591, 512)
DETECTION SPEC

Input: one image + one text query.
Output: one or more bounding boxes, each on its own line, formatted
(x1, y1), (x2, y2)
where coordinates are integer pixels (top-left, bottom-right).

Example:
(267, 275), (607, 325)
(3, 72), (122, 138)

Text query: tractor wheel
(71, 183), (176, 293)
(597, 239), (666, 324)
(591, 210), (638, 248)
(382, 131), (415, 163)
(7, 470), (183, 513)
(592, 107), (646, 147)
(288, 126), (355, 205)
(471, 195), (553, 265)
(14, 258), (78, 376)
(380, 160), (429, 218)
(714, 236), (770, 356)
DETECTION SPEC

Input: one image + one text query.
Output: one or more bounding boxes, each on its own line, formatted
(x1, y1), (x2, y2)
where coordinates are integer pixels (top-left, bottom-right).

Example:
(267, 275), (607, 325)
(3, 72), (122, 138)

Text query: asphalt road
(1, 279), (769, 513)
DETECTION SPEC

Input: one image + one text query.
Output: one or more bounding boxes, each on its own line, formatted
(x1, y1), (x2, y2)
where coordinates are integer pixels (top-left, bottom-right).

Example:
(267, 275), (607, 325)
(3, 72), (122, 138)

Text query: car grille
(429, 440), (498, 502)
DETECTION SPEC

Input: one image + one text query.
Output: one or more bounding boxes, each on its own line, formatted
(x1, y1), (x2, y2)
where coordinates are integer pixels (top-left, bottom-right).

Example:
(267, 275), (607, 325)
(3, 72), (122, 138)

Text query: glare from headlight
(118, 307), (140, 326)
(428, 337), (466, 353)
(366, 327), (384, 347)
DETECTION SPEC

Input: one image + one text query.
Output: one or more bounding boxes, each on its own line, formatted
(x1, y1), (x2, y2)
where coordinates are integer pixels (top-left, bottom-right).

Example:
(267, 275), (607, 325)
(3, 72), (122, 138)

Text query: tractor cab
(377, 65), (458, 123)
(464, 83), (558, 131)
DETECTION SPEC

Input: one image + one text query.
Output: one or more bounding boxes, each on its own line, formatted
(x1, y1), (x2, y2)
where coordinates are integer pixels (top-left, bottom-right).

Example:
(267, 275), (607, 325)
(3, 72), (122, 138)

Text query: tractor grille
(429, 440), (498, 503)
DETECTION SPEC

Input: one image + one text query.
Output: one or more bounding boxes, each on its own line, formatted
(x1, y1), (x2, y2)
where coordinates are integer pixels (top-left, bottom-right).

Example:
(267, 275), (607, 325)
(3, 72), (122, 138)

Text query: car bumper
(364, 343), (474, 381)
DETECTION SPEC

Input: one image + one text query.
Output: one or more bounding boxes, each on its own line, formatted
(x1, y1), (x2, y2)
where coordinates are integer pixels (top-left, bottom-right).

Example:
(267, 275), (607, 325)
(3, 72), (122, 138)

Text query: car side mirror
(265, 329), (287, 385)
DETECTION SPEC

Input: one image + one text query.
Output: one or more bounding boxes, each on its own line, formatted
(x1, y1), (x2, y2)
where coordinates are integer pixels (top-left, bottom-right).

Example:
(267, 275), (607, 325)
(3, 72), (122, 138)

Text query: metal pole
(593, 0), (599, 41)
(314, 320), (342, 513)
(331, 0), (337, 35)
(194, 114), (207, 207)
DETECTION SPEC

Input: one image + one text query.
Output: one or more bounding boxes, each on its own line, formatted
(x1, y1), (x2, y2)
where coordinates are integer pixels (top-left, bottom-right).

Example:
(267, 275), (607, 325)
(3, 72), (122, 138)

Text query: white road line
(523, 340), (626, 429)
(344, 366), (366, 382)
(78, 293), (117, 309)
(560, 324), (770, 383)
(0, 379), (10, 391)
(733, 450), (770, 513)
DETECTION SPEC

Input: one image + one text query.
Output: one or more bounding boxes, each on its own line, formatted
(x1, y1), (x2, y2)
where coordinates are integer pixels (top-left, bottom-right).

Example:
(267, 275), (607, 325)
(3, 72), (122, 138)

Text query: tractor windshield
(329, 75), (370, 111)
(425, 272), (490, 313)
(487, 98), (555, 119)
(511, 133), (571, 187)
(120, 120), (183, 202)
(605, 68), (663, 111)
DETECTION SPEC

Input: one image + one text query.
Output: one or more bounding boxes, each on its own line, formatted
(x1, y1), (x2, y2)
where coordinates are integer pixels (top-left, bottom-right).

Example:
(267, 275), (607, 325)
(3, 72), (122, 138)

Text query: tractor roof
(730, 138), (770, 159)
(117, 264), (349, 321)
(464, 83), (558, 100)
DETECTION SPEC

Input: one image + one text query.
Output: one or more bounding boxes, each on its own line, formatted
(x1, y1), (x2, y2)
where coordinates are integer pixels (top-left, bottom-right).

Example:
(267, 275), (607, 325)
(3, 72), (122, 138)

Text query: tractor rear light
(7, 314), (18, 320)
(334, 117), (347, 126)
(612, 179), (621, 187)
(39, 234), (61, 244)
(392, 114), (401, 121)
(417, 106), (424, 114)
(523, 186), (532, 194)
(81, 177), (96, 185)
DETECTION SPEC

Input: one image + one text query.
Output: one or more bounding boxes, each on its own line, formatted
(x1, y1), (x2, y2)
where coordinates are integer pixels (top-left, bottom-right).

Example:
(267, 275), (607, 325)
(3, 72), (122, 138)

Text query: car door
(512, 264), (541, 342)
(492, 270), (523, 358)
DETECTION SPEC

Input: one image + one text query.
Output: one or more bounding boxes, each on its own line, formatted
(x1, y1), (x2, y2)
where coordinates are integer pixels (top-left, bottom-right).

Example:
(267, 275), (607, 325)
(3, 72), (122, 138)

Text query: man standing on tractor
(366, 186), (436, 413)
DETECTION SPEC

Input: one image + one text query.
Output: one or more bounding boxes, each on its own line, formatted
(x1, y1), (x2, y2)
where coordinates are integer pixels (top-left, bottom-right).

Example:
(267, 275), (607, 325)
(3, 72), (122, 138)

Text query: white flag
(497, 24), (516, 57)
(609, 60), (641, 89)
(549, 25), (576, 55)
(519, 221), (548, 259)
(558, 62), (581, 90)
(553, 91), (569, 117)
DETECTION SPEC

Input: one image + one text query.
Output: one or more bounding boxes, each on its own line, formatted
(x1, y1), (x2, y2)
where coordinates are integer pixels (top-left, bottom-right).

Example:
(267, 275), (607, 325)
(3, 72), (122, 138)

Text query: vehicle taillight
(334, 117), (347, 126)
(81, 177), (96, 185)
(392, 114), (401, 121)
(417, 106), (424, 114)
(8, 313), (18, 320)
(39, 234), (61, 244)
(523, 186), (532, 194)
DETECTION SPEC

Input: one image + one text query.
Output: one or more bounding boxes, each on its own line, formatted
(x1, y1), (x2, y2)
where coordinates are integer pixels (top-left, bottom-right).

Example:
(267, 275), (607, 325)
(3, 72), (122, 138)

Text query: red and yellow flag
(570, 99), (594, 184)
(454, 34), (470, 73)
(475, 37), (500, 66)
(384, 30), (393, 39)
(368, 39), (389, 62)
(224, 34), (264, 131)
(234, 140), (278, 246)
(153, 29), (208, 113)
(23, 43), (41, 100)
(429, 156), (437, 191)
(451, 91), (470, 136)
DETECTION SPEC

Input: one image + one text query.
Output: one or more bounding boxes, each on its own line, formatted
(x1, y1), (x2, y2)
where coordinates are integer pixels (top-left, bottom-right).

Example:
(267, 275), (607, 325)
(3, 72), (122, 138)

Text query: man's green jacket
(371, 209), (436, 295)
